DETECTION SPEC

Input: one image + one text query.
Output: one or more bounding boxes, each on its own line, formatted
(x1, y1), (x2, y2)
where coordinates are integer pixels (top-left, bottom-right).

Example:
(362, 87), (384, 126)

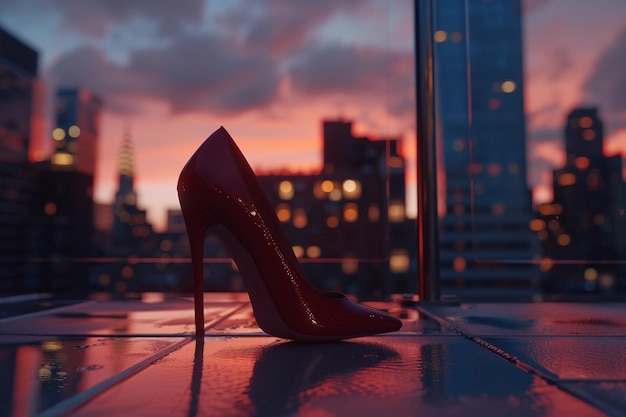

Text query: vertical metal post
(415, 0), (440, 301)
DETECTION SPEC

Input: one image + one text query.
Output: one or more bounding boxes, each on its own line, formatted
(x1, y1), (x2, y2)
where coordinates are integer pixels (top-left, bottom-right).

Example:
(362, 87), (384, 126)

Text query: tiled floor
(1, 294), (625, 416)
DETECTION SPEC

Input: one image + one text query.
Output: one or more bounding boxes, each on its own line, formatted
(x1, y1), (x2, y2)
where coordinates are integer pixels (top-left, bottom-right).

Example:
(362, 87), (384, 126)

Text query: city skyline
(1, 0), (625, 230)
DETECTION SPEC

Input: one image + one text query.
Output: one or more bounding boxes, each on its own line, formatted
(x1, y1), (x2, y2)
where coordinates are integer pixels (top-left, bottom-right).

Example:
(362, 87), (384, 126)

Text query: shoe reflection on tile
(184, 339), (399, 417)
(246, 341), (399, 416)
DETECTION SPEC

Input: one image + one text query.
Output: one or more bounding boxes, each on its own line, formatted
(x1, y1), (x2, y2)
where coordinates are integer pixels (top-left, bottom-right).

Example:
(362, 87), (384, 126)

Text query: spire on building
(119, 124), (135, 178)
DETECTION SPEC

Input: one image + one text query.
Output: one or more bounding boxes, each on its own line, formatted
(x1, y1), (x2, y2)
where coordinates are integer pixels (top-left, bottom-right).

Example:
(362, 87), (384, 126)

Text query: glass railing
(435, 0), (626, 301)
(1, 0), (624, 303)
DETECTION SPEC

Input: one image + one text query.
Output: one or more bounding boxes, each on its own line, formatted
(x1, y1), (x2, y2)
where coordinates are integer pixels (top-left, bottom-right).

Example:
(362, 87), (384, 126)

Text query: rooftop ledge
(1, 293), (625, 417)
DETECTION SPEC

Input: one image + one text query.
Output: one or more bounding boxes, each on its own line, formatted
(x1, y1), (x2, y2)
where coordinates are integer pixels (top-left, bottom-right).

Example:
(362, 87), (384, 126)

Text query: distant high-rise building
(51, 87), (102, 175)
(0, 26), (37, 163)
(0, 26), (41, 291)
(112, 127), (153, 246)
(536, 108), (626, 294)
(435, 0), (541, 297)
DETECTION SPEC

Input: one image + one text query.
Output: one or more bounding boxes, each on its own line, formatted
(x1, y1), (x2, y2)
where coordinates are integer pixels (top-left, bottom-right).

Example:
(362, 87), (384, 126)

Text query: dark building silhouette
(28, 88), (103, 293)
(435, 0), (541, 298)
(535, 108), (626, 294)
(0, 26), (41, 291)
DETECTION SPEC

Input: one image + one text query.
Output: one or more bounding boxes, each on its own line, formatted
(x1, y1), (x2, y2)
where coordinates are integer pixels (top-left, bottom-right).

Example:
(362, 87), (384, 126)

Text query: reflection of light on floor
(14, 346), (42, 417)
(141, 292), (165, 304)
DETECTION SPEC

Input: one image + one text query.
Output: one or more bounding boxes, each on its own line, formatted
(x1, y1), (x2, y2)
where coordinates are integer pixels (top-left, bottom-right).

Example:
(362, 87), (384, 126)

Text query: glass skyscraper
(435, 0), (541, 298)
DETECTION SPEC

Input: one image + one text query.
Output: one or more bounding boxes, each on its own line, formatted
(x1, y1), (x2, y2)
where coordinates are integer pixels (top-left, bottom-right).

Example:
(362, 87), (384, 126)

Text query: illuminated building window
(98, 273), (111, 286)
(306, 246), (321, 258)
(328, 188), (342, 201)
(341, 258), (358, 275)
(293, 208), (307, 229)
(52, 152), (74, 166)
(278, 180), (294, 200)
(450, 31), (463, 42)
(368, 203), (380, 222)
(389, 249), (410, 273)
(488, 98), (501, 110)
(501, 80), (516, 93)
(321, 180), (334, 193)
(124, 193), (137, 205)
(68, 125), (81, 138)
(599, 273), (615, 289)
(584, 268), (598, 282)
(529, 219), (545, 232)
(593, 214), (605, 225)
(582, 129), (596, 141)
(492, 203), (505, 216)
(548, 219), (560, 231)
(468, 163), (483, 174)
(487, 163), (502, 176)
(115, 282), (127, 293)
(453, 204), (464, 216)
(389, 156), (403, 168)
(342, 179), (361, 199)
(389, 201), (405, 222)
(579, 116), (593, 128)
(343, 203), (359, 222)
(276, 203), (291, 222)
(539, 204), (562, 216)
(539, 257), (554, 272)
(453, 139), (464, 151)
(119, 211), (130, 223)
(121, 266), (134, 279)
(44, 201), (57, 216)
(453, 257), (466, 272)
(537, 230), (548, 240)
(557, 234), (571, 246)
(557, 172), (576, 186)
(434, 30), (447, 43)
(575, 156), (589, 170)
(292, 246), (304, 258)
(326, 215), (339, 228)
(313, 182), (326, 199)
(52, 128), (65, 140)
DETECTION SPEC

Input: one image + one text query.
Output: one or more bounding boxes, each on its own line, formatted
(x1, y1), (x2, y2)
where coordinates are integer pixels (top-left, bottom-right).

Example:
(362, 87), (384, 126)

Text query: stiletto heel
(178, 126), (402, 342)
(179, 193), (219, 340)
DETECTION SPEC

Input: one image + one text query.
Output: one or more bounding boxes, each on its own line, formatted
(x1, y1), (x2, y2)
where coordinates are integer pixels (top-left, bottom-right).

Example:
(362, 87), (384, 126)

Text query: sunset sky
(1, 0), (625, 231)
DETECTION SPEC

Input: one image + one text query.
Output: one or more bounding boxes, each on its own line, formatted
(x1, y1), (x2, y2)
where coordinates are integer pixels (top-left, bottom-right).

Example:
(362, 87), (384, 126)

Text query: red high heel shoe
(177, 127), (402, 342)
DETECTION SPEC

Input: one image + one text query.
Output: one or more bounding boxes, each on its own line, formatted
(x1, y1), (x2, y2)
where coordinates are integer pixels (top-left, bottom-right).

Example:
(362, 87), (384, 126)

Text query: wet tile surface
(561, 382), (626, 417)
(69, 336), (609, 417)
(423, 303), (626, 336)
(481, 337), (626, 381)
(2, 296), (626, 416)
(0, 296), (86, 321)
(0, 335), (186, 417)
(0, 298), (244, 336)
